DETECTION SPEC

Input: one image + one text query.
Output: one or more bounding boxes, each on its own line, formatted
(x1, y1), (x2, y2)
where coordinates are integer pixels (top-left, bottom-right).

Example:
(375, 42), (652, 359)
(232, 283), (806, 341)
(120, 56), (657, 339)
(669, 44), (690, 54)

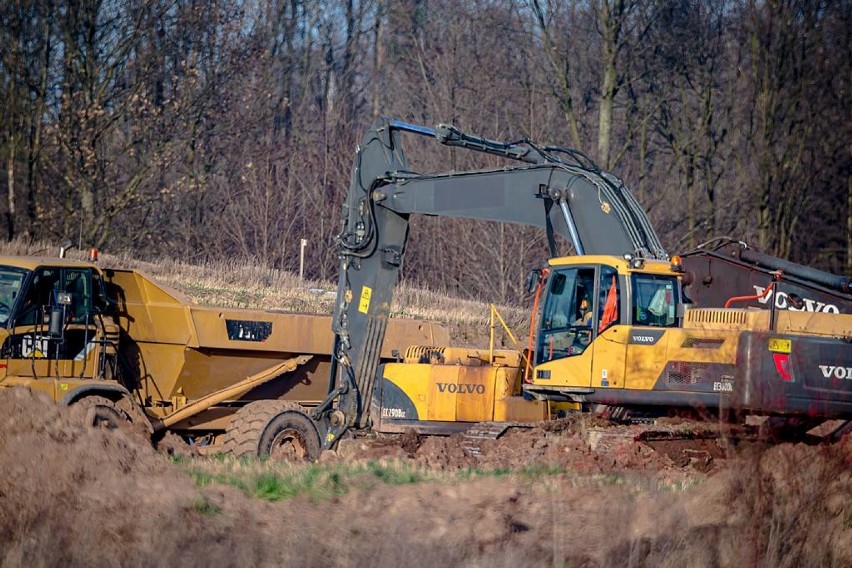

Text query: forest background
(1, 0), (849, 303)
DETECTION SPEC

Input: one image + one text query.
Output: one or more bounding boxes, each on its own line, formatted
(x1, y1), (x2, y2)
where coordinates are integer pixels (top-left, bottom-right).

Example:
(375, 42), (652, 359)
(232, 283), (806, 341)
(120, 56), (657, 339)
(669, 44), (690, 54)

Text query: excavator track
(614, 418), (849, 468)
(827, 420), (852, 441)
(460, 415), (851, 466)
(461, 422), (533, 456)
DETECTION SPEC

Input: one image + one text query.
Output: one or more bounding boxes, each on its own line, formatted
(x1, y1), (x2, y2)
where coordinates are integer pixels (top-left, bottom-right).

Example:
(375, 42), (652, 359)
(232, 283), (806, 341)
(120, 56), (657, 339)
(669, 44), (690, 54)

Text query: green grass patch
(175, 459), (442, 502)
(457, 466), (511, 480)
(455, 464), (566, 481)
(519, 463), (566, 477)
(191, 497), (222, 516)
(173, 456), (578, 503)
(366, 461), (428, 484)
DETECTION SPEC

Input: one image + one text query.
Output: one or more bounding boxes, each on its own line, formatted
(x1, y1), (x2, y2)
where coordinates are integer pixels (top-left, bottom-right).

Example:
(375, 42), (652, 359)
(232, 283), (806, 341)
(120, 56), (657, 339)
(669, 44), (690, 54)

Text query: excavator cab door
(534, 266), (597, 387)
(589, 267), (629, 389)
(534, 264), (629, 390)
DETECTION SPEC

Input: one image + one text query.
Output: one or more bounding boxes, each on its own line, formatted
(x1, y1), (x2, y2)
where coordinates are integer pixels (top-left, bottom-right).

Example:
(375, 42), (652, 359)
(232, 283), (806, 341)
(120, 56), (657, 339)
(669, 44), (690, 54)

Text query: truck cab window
(0, 267), (27, 326)
(16, 269), (60, 326)
(14, 268), (93, 326)
(632, 274), (678, 327)
(64, 270), (92, 322)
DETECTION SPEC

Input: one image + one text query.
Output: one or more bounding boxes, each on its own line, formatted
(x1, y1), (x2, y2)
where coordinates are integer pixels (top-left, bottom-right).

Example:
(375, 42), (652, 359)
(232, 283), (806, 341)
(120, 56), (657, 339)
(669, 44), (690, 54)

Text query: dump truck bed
(104, 269), (449, 422)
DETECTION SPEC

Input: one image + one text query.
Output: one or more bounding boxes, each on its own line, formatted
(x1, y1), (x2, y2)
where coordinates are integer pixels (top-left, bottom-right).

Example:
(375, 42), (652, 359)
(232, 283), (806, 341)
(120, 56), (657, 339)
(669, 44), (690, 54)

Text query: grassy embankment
(172, 453), (683, 507)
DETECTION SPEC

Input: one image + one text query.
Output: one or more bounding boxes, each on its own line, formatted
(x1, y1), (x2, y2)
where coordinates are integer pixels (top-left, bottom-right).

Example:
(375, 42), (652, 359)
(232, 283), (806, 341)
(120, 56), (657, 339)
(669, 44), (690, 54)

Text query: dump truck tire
(223, 400), (321, 461)
(72, 396), (129, 430)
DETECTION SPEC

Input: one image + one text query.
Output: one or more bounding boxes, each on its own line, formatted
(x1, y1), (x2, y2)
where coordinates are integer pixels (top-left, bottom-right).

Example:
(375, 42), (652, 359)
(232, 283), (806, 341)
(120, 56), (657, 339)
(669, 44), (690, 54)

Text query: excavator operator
(575, 296), (592, 326)
(569, 294), (594, 354)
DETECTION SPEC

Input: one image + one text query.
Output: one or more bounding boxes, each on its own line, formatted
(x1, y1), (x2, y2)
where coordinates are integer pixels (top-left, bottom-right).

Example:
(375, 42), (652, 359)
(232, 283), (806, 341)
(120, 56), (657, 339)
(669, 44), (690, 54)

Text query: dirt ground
(1, 388), (850, 568)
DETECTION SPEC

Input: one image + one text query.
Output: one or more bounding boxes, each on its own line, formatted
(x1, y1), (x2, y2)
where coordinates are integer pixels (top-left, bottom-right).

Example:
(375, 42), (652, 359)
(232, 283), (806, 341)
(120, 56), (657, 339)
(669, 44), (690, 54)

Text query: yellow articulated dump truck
(0, 255), (459, 454)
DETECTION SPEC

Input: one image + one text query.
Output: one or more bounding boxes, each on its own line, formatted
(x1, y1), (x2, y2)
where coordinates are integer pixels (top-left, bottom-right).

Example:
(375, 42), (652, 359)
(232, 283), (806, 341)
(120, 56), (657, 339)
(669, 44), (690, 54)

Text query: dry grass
(0, 239), (530, 346)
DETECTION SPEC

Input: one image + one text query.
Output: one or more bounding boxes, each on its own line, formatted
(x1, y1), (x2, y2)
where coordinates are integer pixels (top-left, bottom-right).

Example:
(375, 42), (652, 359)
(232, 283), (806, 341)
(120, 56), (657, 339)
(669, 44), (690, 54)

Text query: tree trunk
(685, 149), (696, 250)
(6, 137), (15, 241)
(597, 0), (623, 170)
(371, 1), (384, 119)
(27, 20), (51, 238)
(530, 0), (583, 148)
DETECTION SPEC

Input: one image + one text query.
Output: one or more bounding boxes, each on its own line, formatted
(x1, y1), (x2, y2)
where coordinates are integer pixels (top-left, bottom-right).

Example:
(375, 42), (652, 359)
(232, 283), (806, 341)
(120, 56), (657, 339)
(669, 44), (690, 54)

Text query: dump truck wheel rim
(72, 396), (128, 430)
(269, 428), (308, 460)
(257, 410), (322, 461)
(86, 405), (124, 430)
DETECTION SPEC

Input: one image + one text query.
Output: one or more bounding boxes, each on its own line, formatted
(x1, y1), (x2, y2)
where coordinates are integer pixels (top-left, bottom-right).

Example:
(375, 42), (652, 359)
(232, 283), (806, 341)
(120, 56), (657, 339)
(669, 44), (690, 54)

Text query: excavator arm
(681, 237), (852, 313)
(313, 117), (667, 445)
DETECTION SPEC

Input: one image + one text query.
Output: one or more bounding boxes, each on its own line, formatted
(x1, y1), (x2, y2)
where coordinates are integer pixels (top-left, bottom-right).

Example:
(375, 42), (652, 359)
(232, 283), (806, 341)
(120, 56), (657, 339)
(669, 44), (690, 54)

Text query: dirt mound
(341, 417), (718, 486)
(292, 438), (852, 567)
(2, 388), (849, 567)
(2, 389), (196, 565)
(0, 388), (289, 567)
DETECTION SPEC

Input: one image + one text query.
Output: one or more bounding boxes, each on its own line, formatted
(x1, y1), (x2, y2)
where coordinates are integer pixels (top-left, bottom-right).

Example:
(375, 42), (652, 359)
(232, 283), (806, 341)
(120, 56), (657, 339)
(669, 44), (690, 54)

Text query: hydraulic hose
(738, 248), (852, 294)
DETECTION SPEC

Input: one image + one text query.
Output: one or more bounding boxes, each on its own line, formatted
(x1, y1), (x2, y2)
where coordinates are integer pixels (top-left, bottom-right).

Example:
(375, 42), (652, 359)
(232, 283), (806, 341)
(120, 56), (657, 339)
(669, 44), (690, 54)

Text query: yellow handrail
(489, 303), (530, 369)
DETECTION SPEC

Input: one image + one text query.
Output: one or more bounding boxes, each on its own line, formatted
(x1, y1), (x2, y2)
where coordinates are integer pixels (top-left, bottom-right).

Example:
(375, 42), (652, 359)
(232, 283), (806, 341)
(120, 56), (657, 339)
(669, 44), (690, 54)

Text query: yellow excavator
(256, 117), (850, 459)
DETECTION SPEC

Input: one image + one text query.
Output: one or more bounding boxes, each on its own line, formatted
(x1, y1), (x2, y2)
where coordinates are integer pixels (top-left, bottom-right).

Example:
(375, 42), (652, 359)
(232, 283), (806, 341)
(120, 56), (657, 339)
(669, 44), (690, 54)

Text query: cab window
(598, 266), (620, 333)
(14, 268), (93, 326)
(537, 267), (596, 363)
(16, 268), (60, 326)
(632, 274), (678, 327)
(0, 267), (27, 326)
(64, 269), (92, 322)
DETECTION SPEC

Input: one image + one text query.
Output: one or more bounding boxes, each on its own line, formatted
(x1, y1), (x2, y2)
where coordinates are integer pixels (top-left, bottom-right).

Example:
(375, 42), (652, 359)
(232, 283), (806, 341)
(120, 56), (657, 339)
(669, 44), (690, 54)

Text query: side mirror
(47, 306), (65, 338)
(526, 269), (541, 293)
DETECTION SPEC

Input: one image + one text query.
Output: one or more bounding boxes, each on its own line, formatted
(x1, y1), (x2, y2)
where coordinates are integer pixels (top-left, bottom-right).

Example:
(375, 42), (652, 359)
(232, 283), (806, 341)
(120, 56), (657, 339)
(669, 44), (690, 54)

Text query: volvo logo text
(436, 383), (486, 394)
(819, 365), (852, 380)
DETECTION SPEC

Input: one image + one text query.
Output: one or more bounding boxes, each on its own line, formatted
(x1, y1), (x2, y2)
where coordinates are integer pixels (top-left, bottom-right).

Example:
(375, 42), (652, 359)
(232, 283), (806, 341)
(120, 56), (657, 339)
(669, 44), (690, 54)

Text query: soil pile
(0, 388), (291, 566)
(1, 388), (849, 567)
(338, 416), (727, 486)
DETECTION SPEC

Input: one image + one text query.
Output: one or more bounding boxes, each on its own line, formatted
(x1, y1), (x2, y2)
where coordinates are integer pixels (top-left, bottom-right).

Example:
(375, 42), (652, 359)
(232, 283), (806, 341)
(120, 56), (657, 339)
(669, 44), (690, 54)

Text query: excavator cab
(528, 256), (683, 398)
(537, 266), (598, 361)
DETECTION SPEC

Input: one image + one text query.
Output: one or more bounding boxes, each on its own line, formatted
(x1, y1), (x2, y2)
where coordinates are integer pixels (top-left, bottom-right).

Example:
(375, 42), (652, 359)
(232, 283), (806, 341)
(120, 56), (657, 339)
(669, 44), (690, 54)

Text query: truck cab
(0, 257), (121, 402)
